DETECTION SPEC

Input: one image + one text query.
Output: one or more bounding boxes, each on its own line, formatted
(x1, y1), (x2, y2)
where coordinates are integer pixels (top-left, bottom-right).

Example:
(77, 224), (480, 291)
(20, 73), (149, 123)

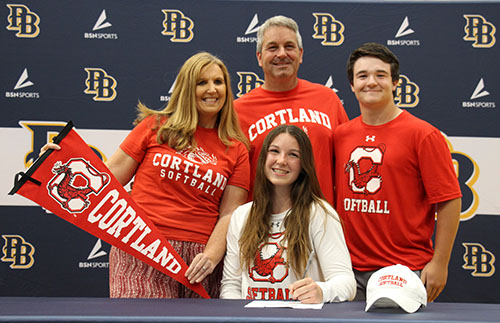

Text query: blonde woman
(42, 52), (250, 298)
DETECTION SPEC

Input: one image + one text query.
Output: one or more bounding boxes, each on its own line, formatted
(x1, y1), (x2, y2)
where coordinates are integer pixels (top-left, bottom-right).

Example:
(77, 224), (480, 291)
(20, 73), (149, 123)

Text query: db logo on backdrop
(1, 235), (35, 269)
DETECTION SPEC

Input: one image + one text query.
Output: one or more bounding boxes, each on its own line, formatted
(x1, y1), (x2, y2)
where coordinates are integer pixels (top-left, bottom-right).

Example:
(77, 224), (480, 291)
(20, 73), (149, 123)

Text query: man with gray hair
(235, 15), (348, 204)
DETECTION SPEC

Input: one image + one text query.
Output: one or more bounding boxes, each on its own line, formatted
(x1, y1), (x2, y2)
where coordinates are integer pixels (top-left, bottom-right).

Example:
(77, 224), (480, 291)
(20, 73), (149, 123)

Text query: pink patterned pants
(109, 240), (222, 298)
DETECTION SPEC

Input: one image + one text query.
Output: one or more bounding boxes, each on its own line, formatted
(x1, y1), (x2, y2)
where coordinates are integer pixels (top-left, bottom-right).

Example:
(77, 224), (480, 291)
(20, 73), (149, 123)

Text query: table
(1, 297), (499, 322)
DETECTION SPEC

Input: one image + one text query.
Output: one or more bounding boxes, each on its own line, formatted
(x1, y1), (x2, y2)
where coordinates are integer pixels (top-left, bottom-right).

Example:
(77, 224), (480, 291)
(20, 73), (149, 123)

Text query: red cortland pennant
(9, 121), (209, 299)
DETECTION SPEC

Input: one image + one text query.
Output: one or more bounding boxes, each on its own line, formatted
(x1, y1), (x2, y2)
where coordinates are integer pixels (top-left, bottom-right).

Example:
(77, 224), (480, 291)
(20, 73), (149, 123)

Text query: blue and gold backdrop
(1, 0), (498, 303)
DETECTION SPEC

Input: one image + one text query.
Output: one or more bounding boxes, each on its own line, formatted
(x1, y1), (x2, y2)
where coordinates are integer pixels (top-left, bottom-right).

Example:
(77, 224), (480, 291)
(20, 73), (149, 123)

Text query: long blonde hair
(239, 125), (329, 278)
(135, 52), (248, 151)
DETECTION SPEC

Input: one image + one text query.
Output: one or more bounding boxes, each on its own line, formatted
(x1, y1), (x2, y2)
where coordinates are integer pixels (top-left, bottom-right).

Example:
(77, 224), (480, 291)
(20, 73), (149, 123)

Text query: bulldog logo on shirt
(250, 236), (288, 283)
(345, 144), (385, 194)
(177, 146), (217, 165)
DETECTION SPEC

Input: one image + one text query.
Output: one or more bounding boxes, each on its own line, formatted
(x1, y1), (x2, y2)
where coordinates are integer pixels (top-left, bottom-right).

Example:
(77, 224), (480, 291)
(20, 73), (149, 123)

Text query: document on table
(244, 300), (324, 309)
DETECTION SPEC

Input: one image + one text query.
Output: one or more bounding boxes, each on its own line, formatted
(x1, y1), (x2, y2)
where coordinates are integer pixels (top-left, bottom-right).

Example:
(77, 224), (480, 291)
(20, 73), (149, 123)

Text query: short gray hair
(256, 15), (303, 53)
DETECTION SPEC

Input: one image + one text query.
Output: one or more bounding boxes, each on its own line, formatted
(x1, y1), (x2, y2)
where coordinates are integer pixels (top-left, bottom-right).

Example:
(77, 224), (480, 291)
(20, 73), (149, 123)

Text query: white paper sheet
(244, 300), (324, 310)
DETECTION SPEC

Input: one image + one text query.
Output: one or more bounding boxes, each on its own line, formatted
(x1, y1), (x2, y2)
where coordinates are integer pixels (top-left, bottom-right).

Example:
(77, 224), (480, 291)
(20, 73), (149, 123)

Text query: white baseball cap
(365, 264), (427, 313)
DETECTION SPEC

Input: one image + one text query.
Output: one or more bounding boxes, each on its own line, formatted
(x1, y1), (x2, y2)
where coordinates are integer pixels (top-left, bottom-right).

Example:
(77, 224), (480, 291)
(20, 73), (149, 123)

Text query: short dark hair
(346, 42), (400, 85)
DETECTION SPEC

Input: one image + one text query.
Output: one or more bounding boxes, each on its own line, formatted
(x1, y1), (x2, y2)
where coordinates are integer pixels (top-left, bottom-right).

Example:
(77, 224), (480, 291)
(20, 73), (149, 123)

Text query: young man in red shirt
(334, 43), (462, 303)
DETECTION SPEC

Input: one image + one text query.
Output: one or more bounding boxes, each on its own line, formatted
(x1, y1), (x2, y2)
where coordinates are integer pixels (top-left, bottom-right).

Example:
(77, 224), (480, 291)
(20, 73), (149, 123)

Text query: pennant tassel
(9, 172), (42, 195)
(9, 121), (75, 196)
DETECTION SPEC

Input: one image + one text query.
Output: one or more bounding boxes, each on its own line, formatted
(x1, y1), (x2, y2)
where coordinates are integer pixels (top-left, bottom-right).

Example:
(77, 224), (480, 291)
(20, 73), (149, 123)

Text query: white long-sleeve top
(220, 201), (356, 302)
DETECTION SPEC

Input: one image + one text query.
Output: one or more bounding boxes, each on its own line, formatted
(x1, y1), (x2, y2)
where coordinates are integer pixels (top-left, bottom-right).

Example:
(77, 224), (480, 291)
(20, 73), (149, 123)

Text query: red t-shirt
(333, 111), (462, 271)
(120, 116), (250, 244)
(235, 79), (348, 205)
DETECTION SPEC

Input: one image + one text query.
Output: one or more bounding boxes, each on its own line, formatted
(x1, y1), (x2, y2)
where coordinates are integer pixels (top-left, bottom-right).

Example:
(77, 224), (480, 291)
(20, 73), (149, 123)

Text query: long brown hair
(134, 52), (248, 151)
(239, 125), (329, 277)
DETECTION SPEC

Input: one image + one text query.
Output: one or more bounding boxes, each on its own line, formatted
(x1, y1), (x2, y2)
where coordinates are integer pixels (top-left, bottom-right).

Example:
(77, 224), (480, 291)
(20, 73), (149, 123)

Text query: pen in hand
(302, 250), (315, 279)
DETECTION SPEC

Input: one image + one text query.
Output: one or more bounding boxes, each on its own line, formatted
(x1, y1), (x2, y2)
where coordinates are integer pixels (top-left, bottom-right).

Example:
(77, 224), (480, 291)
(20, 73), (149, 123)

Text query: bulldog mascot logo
(48, 159), (110, 213)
